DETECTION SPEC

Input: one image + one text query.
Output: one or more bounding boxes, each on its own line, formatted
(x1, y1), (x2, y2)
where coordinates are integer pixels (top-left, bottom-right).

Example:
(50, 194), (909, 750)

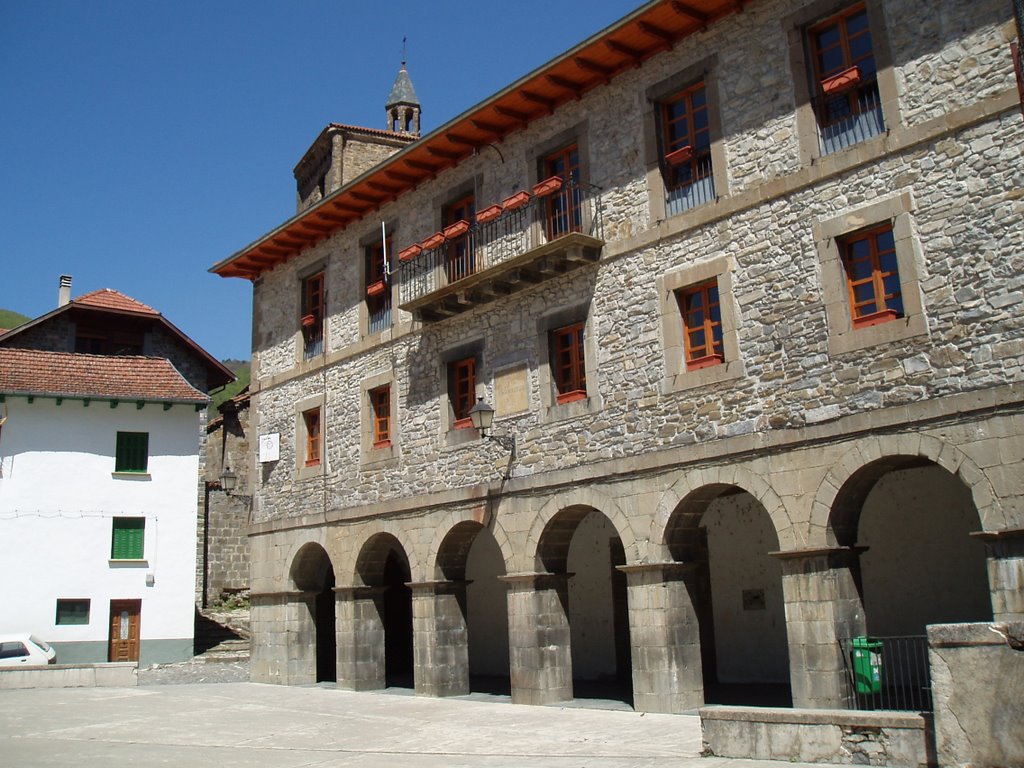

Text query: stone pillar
(409, 580), (470, 697)
(249, 590), (317, 685)
(774, 547), (866, 709)
(973, 527), (1024, 622)
(500, 572), (572, 705)
(618, 561), (704, 713)
(334, 586), (386, 691)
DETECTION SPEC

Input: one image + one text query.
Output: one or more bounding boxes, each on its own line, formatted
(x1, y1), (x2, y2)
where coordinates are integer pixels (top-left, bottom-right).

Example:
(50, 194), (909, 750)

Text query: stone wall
(199, 396), (251, 605)
(928, 622), (1024, 768)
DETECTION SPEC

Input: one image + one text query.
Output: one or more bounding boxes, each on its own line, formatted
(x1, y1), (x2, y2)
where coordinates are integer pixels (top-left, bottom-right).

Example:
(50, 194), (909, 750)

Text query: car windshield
(28, 635), (51, 652)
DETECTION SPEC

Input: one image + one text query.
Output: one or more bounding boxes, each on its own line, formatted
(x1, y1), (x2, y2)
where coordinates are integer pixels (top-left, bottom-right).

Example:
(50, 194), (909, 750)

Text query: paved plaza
(0, 680), (834, 768)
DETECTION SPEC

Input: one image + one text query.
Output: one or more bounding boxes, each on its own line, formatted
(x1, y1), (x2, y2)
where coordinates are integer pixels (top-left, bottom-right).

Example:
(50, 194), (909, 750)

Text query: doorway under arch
(537, 506), (632, 705)
(289, 542), (336, 683)
(356, 533), (414, 689)
(665, 484), (791, 706)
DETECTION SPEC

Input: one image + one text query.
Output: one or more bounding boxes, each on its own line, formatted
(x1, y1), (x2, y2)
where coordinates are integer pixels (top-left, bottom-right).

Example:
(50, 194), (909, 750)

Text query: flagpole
(381, 221), (389, 278)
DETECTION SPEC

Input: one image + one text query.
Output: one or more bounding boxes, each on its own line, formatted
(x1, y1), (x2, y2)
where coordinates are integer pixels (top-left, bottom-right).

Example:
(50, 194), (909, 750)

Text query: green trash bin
(851, 636), (883, 695)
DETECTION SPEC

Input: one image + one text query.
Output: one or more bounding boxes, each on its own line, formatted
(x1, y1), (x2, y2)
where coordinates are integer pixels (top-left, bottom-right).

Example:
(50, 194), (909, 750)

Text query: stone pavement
(0, 680), (840, 768)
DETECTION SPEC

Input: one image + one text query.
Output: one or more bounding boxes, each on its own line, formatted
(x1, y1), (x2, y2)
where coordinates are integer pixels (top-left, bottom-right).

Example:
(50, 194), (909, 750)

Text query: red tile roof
(0, 348), (208, 403)
(73, 289), (159, 315)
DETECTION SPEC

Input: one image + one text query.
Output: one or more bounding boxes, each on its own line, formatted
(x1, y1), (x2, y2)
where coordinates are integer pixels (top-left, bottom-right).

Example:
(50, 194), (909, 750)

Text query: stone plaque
(494, 365), (528, 418)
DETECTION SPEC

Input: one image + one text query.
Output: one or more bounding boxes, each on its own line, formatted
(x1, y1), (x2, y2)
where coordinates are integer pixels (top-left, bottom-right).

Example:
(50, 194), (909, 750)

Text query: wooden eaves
(210, 0), (748, 281)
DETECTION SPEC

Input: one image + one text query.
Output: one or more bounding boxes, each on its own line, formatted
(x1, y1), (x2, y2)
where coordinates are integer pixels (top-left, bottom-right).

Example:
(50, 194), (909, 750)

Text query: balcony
(398, 179), (604, 321)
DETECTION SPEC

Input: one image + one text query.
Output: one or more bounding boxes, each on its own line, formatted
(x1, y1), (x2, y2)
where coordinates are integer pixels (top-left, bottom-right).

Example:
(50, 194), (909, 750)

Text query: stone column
(249, 590), (317, 685)
(409, 580), (470, 697)
(334, 586), (386, 691)
(500, 572), (572, 705)
(618, 562), (704, 713)
(774, 547), (866, 709)
(973, 527), (1024, 622)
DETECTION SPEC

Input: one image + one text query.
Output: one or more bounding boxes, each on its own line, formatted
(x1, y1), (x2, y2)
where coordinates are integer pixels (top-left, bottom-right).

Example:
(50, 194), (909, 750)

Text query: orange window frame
(661, 82), (711, 188)
(448, 357), (476, 428)
(444, 194), (476, 283)
(543, 144), (581, 238)
(370, 385), (391, 448)
(302, 272), (324, 323)
(841, 223), (902, 327)
(366, 237), (389, 287)
(551, 323), (587, 404)
(678, 280), (724, 370)
(809, 3), (875, 124)
(303, 408), (321, 467)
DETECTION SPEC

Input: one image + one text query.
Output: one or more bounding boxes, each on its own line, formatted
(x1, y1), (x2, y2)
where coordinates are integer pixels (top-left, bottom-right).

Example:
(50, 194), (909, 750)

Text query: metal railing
(814, 78), (885, 155)
(398, 179), (603, 307)
(367, 300), (391, 334)
(839, 635), (932, 712)
(665, 153), (715, 216)
(302, 327), (323, 359)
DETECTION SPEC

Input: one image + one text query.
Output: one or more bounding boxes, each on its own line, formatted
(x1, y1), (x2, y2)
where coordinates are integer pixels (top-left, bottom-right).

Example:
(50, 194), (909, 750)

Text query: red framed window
(301, 271), (324, 354)
(661, 82), (711, 189)
(543, 144), (581, 238)
(841, 224), (903, 327)
(678, 280), (724, 370)
(551, 323), (587, 404)
(809, 4), (877, 127)
(365, 237), (391, 332)
(303, 408), (321, 467)
(444, 194), (475, 283)
(370, 385), (391, 448)
(448, 357), (476, 429)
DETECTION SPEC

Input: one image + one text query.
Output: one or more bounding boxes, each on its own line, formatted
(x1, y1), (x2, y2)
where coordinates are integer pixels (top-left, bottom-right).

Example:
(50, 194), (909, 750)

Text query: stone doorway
(289, 542), (336, 683)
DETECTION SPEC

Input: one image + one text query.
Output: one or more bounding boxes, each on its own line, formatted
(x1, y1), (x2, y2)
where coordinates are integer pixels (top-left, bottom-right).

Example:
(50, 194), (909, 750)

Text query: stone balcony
(397, 180), (604, 322)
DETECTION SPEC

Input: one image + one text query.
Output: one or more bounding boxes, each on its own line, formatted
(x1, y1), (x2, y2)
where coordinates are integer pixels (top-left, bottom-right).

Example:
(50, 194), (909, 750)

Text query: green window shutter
(115, 432), (149, 472)
(111, 518), (145, 560)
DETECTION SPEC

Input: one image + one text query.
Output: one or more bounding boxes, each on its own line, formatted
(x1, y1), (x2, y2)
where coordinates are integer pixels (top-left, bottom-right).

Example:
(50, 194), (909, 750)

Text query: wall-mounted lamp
(219, 466), (238, 494)
(468, 398), (516, 463)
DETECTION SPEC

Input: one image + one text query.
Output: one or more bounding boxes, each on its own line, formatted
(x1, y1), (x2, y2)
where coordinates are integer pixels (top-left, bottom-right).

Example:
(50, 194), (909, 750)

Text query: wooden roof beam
(385, 169), (420, 184)
(403, 158), (441, 175)
(638, 20), (676, 46)
(574, 55), (615, 81)
(366, 180), (401, 195)
(471, 118), (507, 136)
(350, 190), (385, 204)
(493, 104), (532, 124)
(314, 211), (349, 225)
(297, 220), (332, 234)
(520, 89), (556, 112)
(670, 0), (710, 30)
(329, 199), (367, 214)
(605, 38), (645, 65)
(445, 132), (477, 147)
(545, 73), (584, 98)
(426, 146), (461, 161)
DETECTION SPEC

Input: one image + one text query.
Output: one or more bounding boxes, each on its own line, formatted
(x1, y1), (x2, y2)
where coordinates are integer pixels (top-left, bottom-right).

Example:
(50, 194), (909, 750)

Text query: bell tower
(386, 56), (421, 137)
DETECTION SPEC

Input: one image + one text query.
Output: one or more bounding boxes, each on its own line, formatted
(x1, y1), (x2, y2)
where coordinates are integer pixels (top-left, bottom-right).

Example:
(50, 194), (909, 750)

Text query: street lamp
(468, 398), (516, 462)
(219, 466), (238, 494)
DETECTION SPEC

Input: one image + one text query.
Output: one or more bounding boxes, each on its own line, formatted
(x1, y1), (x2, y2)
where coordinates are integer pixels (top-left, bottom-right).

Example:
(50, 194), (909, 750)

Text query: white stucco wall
(0, 397), (200, 662)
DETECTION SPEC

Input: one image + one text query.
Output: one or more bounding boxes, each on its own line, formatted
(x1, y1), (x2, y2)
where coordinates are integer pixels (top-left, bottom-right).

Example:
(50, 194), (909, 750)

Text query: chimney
(58, 275), (72, 307)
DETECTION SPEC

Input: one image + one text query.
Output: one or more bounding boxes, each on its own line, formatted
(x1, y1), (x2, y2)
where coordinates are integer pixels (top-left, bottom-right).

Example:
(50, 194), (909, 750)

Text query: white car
(0, 634), (57, 666)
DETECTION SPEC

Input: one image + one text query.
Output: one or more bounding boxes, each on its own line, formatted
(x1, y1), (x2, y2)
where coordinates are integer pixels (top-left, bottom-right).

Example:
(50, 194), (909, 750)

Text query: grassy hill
(0, 309), (30, 331)
(209, 359), (250, 412)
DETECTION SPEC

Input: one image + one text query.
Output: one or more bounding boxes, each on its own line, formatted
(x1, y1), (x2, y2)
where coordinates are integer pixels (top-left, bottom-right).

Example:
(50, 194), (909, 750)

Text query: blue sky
(1, 1), (639, 361)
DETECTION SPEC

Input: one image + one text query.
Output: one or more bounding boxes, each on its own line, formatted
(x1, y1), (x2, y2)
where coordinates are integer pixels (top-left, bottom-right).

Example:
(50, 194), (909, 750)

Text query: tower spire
(386, 39), (420, 137)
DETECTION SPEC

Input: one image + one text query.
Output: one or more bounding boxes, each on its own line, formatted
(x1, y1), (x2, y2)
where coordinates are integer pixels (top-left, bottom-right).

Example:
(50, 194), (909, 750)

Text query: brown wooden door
(108, 599), (141, 662)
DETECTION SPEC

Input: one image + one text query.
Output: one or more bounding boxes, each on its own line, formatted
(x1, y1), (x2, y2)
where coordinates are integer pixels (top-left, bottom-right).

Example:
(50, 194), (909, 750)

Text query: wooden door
(108, 599), (141, 662)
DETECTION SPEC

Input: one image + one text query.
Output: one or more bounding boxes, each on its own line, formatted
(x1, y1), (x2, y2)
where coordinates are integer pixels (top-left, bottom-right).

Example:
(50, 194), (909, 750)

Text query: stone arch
(289, 541), (334, 592)
(651, 464), (795, 559)
(354, 531), (411, 586)
(528, 487), (638, 573)
(427, 509), (514, 581)
(810, 435), (999, 547)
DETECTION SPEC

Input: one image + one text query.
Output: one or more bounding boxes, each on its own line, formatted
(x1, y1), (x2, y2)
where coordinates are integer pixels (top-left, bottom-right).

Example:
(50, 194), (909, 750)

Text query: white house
(0, 283), (233, 665)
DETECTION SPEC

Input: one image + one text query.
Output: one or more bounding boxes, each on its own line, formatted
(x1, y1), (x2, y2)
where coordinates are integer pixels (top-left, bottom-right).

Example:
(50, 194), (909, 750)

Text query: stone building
(212, 1), (1023, 762)
(199, 389), (252, 607)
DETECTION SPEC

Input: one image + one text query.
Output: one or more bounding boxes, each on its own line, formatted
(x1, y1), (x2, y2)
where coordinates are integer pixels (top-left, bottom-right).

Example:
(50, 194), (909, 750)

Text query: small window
(840, 223), (902, 328)
(301, 271), (325, 358)
(542, 144), (582, 239)
(448, 357), (476, 429)
(551, 323), (587, 404)
(111, 517), (145, 560)
(660, 82), (714, 215)
(366, 236), (391, 334)
(0, 642), (29, 660)
(56, 599), (91, 626)
(370, 385), (391, 448)
(677, 280), (723, 371)
(115, 432), (148, 473)
(808, 3), (884, 154)
(444, 195), (476, 284)
(303, 408), (321, 467)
